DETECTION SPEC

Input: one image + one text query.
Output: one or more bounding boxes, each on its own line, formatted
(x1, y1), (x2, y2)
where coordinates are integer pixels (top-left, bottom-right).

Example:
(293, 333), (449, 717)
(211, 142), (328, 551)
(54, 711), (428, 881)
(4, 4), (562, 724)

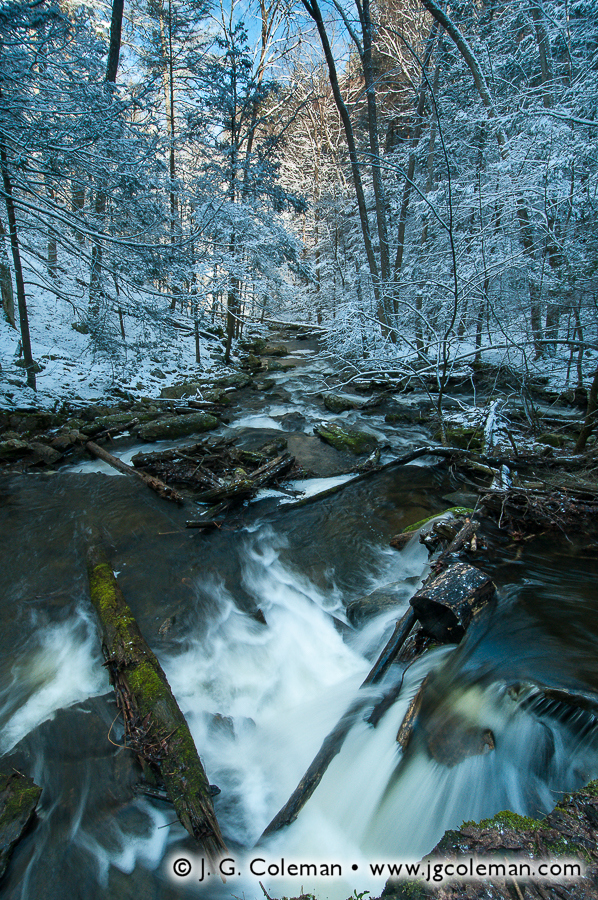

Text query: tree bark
(0, 217), (15, 328)
(301, 0), (387, 331)
(85, 440), (184, 504)
(575, 366), (598, 452)
(86, 542), (227, 863)
(0, 135), (36, 390)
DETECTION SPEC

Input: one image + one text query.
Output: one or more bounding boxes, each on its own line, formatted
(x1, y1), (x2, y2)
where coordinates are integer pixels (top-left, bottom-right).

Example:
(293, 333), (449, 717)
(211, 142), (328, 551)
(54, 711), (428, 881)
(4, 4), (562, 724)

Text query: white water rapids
(2, 518), (597, 900)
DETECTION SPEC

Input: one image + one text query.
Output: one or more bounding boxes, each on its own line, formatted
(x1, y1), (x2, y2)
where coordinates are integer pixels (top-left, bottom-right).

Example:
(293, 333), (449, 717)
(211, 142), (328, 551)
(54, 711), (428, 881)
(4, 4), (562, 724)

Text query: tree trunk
(0, 136), (36, 389)
(86, 542), (227, 864)
(575, 366), (598, 452)
(158, 0), (178, 313)
(0, 217), (15, 328)
(90, 0), (124, 321)
(356, 0), (393, 335)
(530, 2), (553, 109)
(393, 24), (440, 282)
(301, 0), (387, 332)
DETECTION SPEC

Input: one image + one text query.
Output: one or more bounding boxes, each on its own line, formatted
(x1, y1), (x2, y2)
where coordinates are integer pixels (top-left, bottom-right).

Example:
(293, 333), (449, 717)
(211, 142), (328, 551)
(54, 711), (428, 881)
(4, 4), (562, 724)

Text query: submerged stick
(260, 607), (417, 839)
(280, 445), (504, 511)
(86, 440), (184, 504)
(86, 542), (227, 863)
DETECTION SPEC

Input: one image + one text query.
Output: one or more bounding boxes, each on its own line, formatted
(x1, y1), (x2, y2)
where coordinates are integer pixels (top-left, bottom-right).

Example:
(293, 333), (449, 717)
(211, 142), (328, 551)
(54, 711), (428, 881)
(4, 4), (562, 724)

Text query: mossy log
(86, 543), (227, 863)
(0, 768), (42, 879)
(85, 440), (184, 505)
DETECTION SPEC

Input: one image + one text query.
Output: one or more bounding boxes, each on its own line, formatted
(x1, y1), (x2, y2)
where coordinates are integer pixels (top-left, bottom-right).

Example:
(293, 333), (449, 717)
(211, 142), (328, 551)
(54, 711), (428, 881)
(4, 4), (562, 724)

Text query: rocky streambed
(1, 325), (598, 900)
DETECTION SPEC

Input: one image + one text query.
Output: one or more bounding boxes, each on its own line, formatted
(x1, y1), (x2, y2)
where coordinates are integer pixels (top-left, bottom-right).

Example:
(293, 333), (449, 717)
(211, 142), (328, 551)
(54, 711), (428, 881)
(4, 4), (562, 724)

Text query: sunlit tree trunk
(301, 0), (387, 333)
(89, 0), (124, 323)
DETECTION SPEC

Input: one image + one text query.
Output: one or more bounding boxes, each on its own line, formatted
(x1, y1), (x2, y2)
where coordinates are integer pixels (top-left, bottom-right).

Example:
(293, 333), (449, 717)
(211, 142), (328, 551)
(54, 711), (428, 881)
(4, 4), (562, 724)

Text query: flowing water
(1, 338), (598, 900)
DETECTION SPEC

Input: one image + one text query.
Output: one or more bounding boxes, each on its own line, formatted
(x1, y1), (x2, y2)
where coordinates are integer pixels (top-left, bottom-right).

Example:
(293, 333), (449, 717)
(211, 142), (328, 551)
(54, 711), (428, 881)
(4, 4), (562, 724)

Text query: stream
(1, 332), (598, 900)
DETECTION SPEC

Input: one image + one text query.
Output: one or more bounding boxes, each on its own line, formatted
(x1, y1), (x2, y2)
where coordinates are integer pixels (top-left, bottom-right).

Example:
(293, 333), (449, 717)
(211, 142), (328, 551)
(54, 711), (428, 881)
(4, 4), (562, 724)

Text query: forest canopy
(0, 0), (597, 406)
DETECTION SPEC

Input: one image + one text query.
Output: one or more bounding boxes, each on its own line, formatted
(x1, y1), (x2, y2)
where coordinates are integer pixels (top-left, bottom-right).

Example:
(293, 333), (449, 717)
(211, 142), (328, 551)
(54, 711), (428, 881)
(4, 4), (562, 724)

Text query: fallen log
(396, 675), (430, 749)
(94, 418), (140, 440)
(0, 768), (42, 880)
(369, 522), (494, 729)
(195, 452), (294, 504)
(85, 441), (184, 505)
(409, 561), (495, 643)
(280, 446), (502, 511)
(86, 542), (227, 863)
(185, 519), (220, 530)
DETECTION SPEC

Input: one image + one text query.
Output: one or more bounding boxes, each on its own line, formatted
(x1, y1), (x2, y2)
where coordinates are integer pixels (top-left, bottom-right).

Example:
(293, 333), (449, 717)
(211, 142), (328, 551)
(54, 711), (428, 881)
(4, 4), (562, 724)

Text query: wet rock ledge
(380, 779), (598, 900)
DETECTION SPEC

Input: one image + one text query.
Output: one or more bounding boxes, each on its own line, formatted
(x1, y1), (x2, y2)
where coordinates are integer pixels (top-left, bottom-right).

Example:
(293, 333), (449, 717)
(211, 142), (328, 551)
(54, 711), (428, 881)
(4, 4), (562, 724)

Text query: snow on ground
(2, 247), (597, 413)
(0, 251), (236, 411)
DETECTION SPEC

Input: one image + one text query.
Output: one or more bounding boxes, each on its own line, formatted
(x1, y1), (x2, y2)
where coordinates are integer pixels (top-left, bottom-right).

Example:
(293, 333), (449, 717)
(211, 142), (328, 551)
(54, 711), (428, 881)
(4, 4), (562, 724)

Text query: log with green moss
(86, 542), (227, 863)
(0, 768), (42, 879)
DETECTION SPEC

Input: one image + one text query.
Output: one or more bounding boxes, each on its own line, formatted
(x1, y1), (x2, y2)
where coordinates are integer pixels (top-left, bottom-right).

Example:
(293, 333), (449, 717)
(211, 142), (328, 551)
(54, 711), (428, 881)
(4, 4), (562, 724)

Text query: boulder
(0, 439), (30, 460)
(215, 372), (253, 389)
(0, 768), (42, 879)
(346, 583), (408, 627)
(240, 353), (265, 373)
(323, 394), (357, 414)
(28, 442), (62, 465)
(202, 388), (230, 405)
(135, 412), (219, 441)
(261, 343), (288, 357)
(159, 381), (203, 400)
(314, 422), (378, 455)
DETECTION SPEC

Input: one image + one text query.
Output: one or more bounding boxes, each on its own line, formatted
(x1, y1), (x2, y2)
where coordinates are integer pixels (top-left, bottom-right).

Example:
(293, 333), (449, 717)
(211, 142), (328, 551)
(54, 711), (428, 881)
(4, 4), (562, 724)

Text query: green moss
(323, 394), (357, 414)
(314, 423), (378, 455)
(476, 809), (542, 831)
(127, 659), (169, 715)
(537, 432), (567, 449)
(88, 561), (143, 655)
(403, 507), (474, 534)
(0, 778), (42, 826)
(381, 879), (430, 899)
(136, 412), (218, 441)
(579, 779), (598, 798)
(436, 425), (484, 451)
(0, 770), (42, 878)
